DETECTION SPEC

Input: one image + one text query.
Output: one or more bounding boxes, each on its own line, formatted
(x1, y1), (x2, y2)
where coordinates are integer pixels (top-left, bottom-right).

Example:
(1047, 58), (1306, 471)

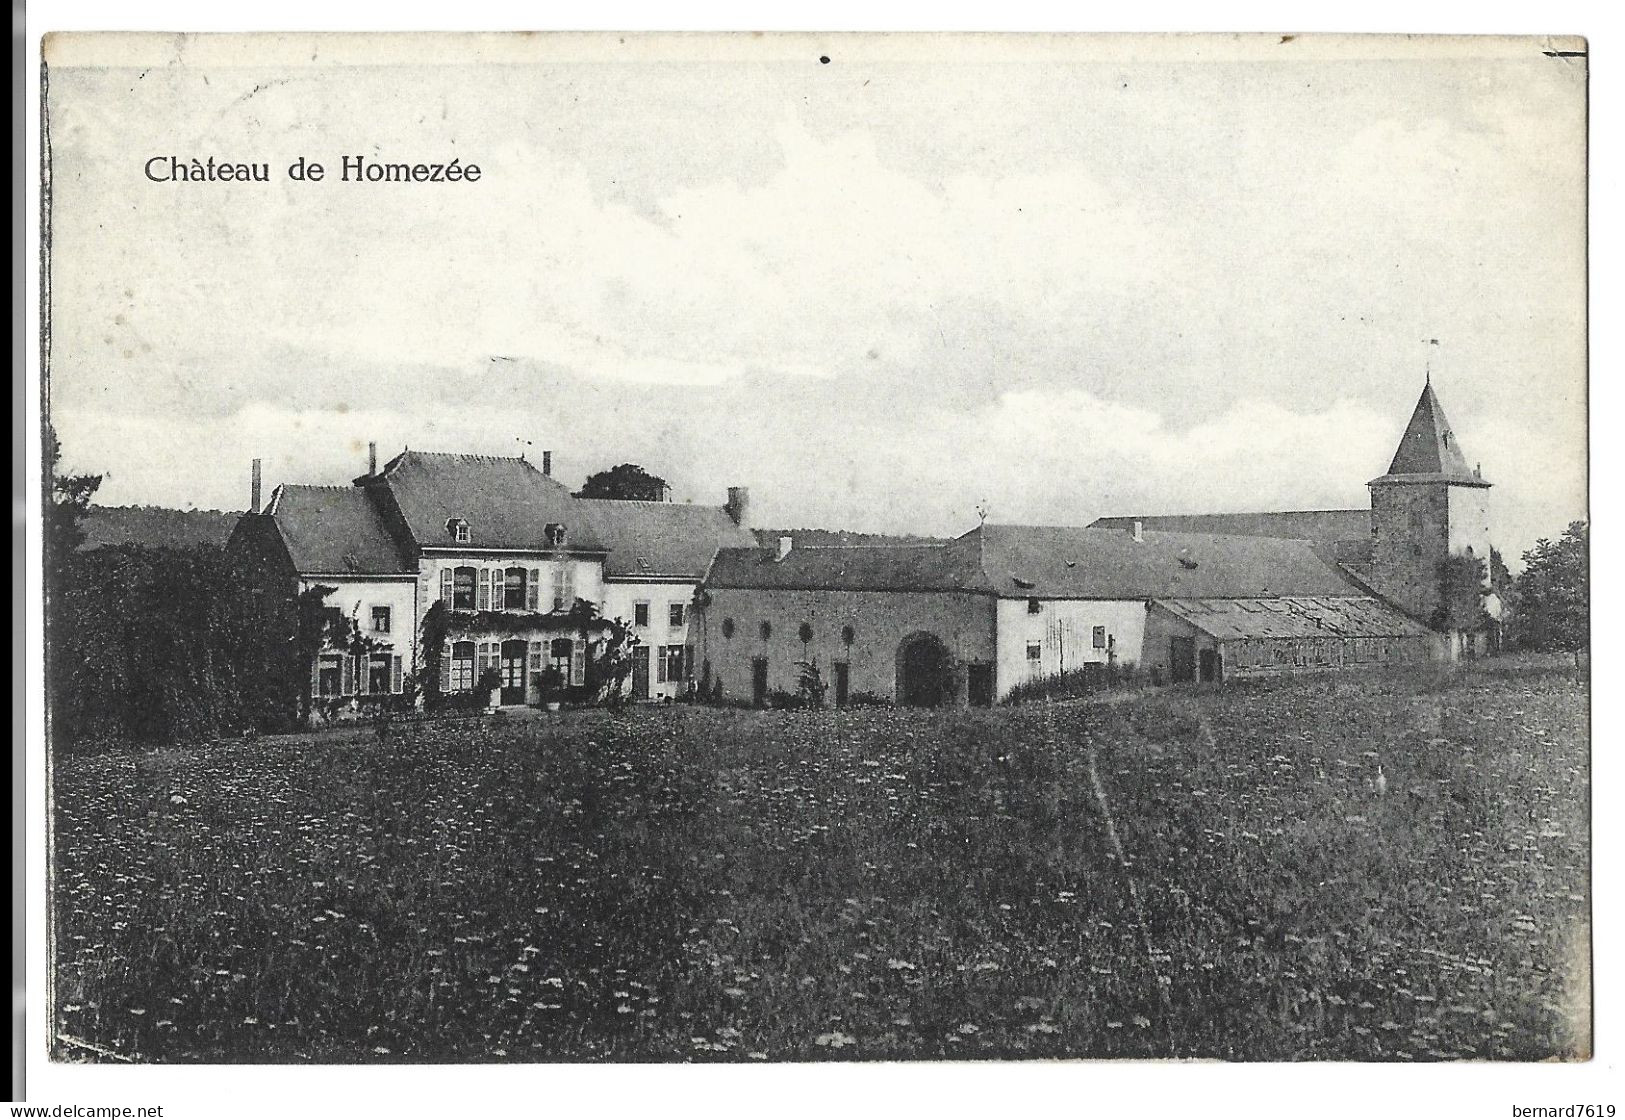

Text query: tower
(1367, 380), (1493, 627)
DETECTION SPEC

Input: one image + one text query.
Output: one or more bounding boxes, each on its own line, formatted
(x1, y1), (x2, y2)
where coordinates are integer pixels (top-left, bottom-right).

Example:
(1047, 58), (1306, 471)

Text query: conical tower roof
(1368, 381), (1489, 488)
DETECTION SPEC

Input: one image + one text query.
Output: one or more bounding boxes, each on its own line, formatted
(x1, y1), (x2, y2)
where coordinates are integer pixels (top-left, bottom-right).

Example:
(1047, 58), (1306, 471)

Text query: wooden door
(500, 640), (528, 705)
(631, 646), (650, 700)
(1170, 637), (1197, 684)
(752, 657), (769, 707)
(1199, 648), (1220, 683)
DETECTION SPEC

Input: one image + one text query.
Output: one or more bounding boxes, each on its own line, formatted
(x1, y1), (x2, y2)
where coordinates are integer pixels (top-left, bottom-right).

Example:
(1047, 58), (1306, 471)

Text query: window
(669, 602), (686, 629)
(759, 621), (772, 641)
(367, 653), (393, 695)
(721, 617), (735, 639)
(634, 601), (651, 628)
(551, 564), (575, 611)
(841, 625), (855, 646)
(372, 606), (392, 633)
(452, 566), (476, 610)
(317, 653), (344, 698)
(504, 567), (527, 611)
(661, 644), (685, 684)
(545, 523), (569, 548)
(1092, 625), (1106, 649)
(798, 621), (814, 644)
(446, 518), (470, 544)
(550, 637), (574, 676)
(1027, 598), (1042, 615)
(450, 641), (476, 691)
(1026, 642), (1042, 675)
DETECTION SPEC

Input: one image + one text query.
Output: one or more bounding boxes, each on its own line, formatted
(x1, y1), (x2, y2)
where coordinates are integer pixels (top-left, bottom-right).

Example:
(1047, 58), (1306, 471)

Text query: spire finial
(1425, 337), (1439, 386)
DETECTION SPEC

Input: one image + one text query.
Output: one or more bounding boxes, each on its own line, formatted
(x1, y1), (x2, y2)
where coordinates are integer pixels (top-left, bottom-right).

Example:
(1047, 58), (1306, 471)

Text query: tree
(44, 424), (102, 579)
(1514, 521), (1588, 660)
(574, 463), (668, 502)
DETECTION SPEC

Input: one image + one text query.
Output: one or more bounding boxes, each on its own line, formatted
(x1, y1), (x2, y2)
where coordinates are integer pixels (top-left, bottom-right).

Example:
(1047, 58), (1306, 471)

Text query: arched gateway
(896, 632), (951, 707)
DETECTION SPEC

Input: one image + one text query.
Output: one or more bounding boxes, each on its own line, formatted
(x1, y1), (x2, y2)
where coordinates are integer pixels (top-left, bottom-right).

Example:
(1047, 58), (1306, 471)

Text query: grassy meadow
(50, 655), (1588, 1062)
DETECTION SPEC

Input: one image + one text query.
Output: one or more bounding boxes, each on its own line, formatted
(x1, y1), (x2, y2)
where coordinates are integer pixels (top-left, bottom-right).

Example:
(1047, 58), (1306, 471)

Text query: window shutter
(357, 655), (371, 695)
(529, 640), (544, 673)
(341, 654), (355, 695)
(563, 564), (575, 608)
(440, 643), (452, 691)
(309, 658), (319, 700)
(440, 568), (453, 606)
(656, 645), (667, 684)
(478, 569), (491, 611)
(572, 638), (586, 686)
(527, 569), (540, 611)
(392, 655), (403, 694)
(551, 564), (565, 610)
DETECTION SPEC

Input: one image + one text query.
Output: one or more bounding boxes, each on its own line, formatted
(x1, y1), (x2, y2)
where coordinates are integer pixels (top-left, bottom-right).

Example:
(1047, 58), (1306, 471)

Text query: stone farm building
(230, 380), (1499, 718)
(693, 380), (1497, 707)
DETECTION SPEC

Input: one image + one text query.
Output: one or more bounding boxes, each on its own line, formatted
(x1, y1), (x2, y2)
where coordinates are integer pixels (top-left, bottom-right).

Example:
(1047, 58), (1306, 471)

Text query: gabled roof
(968, 523), (1365, 600)
(706, 540), (986, 593)
(263, 485), (413, 574)
(1369, 382), (1489, 487)
(1152, 596), (1432, 641)
(364, 450), (605, 553)
(576, 499), (756, 580)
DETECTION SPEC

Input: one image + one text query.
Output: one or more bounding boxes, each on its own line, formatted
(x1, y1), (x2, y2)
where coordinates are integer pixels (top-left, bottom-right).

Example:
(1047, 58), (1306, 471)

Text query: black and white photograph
(25, 19), (1600, 1114)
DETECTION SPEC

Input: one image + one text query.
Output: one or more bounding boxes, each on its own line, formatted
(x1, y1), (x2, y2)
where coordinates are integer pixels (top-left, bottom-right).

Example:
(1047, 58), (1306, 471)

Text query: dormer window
(544, 523), (569, 548)
(446, 518), (471, 544)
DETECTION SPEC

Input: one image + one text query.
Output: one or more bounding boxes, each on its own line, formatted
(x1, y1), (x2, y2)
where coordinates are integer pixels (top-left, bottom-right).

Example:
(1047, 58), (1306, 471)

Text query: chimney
(368, 441), (377, 474)
(1132, 520), (1143, 543)
(776, 535), (793, 562)
(725, 486), (751, 528)
(250, 459), (262, 514)
(542, 450), (552, 477)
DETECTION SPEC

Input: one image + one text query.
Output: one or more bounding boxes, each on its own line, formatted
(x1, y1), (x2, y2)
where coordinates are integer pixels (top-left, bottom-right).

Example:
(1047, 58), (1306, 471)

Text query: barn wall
(993, 598), (1147, 699)
(694, 588), (996, 704)
(1142, 607), (1220, 684)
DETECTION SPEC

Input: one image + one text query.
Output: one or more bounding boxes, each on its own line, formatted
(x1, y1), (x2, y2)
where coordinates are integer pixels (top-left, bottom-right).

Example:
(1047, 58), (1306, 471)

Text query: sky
(43, 33), (1588, 563)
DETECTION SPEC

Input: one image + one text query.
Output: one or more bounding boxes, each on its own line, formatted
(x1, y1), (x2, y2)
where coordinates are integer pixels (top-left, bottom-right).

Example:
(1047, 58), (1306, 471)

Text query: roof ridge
(400, 449), (532, 464)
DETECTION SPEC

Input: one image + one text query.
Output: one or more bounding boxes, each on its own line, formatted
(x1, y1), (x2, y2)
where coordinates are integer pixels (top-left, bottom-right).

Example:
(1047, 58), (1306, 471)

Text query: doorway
(1199, 648), (1221, 683)
(896, 633), (950, 707)
(752, 657), (769, 707)
(500, 639), (529, 706)
(631, 646), (650, 700)
(967, 663), (994, 707)
(834, 661), (850, 707)
(1170, 637), (1196, 684)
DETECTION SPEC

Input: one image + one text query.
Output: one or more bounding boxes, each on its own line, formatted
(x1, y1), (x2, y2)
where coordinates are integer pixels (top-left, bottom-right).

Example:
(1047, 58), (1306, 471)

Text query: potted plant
(536, 665), (567, 712)
(477, 666), (502, 709)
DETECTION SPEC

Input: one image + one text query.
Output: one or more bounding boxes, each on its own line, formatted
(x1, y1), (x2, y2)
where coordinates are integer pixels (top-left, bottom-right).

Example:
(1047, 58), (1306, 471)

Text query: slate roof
(366, 450), (605, 553)
(970, 524), (1366, 600)
(1090, 510), (1372, 547)
(706, 541), (985, 593)
(1369, 382), (1489, 487)
(753, 528), (949, 549)
(263, 485), (413, 574)
(576, 499), (757, 579)
(1152, 596), (1432, 641)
